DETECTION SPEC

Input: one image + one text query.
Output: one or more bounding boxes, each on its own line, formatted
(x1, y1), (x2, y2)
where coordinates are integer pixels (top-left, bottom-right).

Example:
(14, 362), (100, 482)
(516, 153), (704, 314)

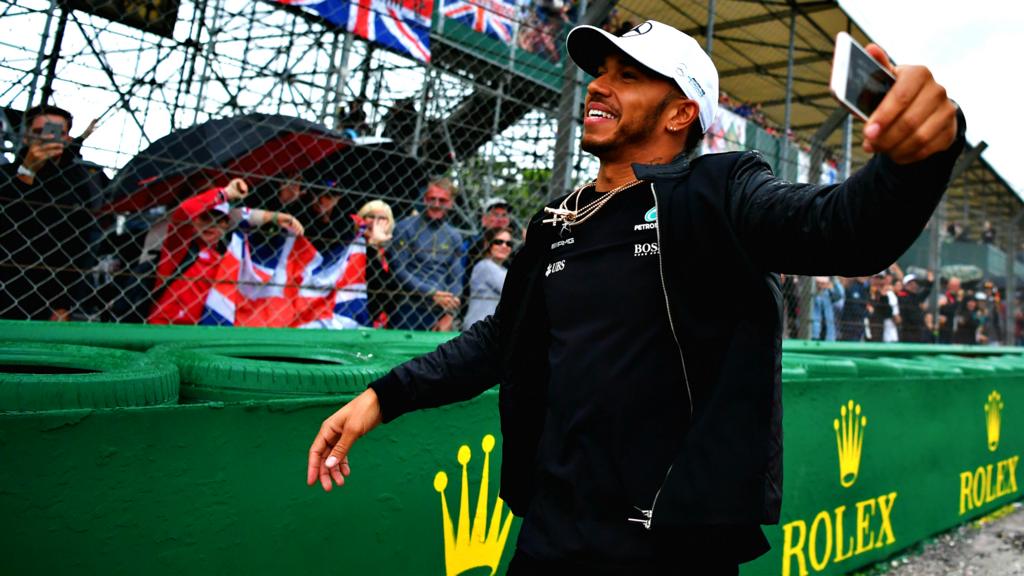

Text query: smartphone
(829, 31), (896, 121)
(40, 120), (64, 141)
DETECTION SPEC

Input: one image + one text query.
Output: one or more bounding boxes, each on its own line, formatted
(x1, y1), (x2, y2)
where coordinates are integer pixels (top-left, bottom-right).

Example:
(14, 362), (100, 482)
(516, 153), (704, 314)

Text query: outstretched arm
(173, 178), (250, 222)
(247, 208), (305, 236)
(731, 46), (964, 276)
(307, 314), (502, 491)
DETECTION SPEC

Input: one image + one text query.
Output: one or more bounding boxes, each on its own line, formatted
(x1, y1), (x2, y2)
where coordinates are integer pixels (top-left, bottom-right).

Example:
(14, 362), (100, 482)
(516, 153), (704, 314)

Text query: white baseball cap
(566, 20), (719, 133)
(482, 196), (510, 213)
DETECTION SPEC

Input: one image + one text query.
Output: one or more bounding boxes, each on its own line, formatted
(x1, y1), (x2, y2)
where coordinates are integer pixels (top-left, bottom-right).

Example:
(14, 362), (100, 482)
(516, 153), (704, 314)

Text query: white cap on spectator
(975, 292), (987, 301)
(903, 274), (918, 284)
(482, 197), (510, 213)
(565, 20), (719, 133)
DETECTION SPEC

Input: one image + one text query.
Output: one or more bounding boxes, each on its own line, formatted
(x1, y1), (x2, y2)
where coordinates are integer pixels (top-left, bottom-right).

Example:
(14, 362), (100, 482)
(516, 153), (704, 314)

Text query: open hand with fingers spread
(307, 388), (382, 491)
(861, 44), (959, 165)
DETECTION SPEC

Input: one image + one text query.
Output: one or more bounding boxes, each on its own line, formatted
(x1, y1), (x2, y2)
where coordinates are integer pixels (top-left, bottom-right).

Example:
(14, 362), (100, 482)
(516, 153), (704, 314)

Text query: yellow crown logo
(433, 434), (514, 576)
(984, 390), (1004, 452)
(833, 400), (867, 488)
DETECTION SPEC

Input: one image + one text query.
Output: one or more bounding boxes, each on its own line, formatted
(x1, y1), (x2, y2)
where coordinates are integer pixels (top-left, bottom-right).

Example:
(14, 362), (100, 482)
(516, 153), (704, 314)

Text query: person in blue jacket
(388, 178), (465, 331)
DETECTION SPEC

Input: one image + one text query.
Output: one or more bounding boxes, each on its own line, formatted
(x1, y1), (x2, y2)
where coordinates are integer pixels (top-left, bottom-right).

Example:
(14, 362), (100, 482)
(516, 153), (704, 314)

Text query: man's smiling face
(581, 52), (682, 161)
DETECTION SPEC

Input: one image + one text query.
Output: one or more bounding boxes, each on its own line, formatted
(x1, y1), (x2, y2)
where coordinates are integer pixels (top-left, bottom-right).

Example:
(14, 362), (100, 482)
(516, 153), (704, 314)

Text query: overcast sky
(839, 0), (1023, 198)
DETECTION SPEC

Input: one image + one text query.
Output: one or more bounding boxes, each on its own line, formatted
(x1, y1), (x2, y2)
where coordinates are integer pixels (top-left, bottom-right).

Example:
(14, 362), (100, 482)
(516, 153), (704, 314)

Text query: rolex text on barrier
(780, 401), (899, 576)
(958, 390), (1020, 515)
(740, 357), (1024, 576)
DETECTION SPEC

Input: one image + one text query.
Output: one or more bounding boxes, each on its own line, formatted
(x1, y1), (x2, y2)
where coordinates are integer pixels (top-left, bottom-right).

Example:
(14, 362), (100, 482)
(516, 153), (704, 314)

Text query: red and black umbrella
(106, 113), (350, 212)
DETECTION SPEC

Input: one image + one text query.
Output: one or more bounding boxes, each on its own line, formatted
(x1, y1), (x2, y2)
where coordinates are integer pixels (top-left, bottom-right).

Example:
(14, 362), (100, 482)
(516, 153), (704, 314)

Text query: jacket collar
(631, 151), (692, 180)
(419, 212), (447, 228)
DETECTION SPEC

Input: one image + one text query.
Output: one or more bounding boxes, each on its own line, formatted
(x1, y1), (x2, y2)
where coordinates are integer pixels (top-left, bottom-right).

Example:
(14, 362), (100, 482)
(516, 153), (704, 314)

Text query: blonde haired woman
(357, 200), (394, 243)
(355, 199), (398, 328)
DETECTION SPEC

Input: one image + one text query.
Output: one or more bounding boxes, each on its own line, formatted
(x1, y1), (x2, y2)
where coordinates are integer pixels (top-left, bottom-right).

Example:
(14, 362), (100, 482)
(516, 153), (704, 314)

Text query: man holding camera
(307, 19), (964, 573)
(0, 104), (106, 320)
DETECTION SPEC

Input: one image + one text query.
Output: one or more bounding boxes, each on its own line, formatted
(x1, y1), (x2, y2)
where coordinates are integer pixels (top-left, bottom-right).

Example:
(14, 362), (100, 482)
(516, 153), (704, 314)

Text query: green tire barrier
(1, 355), (1022, 576)
(0, 342), (178, 412)
(904, 354), (1019, 378)
(0, 319), (456, 352)
(5, 324), (1024, 574)
(785, 339), (1024, 358)
(782, 353), (859, 378)
(150, 342), (403, 401)
(875, 356), (963, 377)
(917, 354), (1000, 376)
(781, 366), (809, 381)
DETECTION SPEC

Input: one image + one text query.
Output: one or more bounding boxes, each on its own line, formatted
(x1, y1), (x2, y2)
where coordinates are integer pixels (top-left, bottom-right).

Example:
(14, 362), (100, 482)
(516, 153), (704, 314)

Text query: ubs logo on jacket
(545, 260), (566, 277)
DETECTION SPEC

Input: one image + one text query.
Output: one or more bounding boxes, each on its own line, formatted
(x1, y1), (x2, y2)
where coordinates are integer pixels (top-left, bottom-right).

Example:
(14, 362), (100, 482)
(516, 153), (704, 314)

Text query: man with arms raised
(307, 20), (964, 574)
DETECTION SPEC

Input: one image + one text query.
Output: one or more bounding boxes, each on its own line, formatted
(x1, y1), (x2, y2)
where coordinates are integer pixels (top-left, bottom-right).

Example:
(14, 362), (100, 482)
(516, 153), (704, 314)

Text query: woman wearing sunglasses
(463, 227), (514, 329)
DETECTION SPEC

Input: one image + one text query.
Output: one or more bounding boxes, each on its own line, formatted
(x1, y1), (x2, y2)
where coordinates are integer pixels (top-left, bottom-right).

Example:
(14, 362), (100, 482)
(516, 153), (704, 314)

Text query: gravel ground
(857, 502), (1024, 576)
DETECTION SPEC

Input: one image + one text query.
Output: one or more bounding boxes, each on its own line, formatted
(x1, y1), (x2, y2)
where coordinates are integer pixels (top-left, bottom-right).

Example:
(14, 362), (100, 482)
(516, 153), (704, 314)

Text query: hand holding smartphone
(21, 120), (67, 174)
(39, 120), (65, 142)
(829, 32), (896, 121)
(829, 32), (958, 164)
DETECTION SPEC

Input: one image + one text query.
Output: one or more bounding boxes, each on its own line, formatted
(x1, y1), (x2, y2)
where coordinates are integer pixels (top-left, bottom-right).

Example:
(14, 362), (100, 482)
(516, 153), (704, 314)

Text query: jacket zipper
(628, 183), (693, 531)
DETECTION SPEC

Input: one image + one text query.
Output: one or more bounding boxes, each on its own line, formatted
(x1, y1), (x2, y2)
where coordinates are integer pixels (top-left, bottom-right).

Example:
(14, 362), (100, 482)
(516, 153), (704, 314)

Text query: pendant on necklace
(560, 210), (577, 236)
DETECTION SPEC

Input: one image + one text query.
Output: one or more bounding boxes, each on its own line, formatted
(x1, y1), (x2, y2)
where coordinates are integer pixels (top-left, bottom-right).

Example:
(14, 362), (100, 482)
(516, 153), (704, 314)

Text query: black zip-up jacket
(371, 111), (966, 528)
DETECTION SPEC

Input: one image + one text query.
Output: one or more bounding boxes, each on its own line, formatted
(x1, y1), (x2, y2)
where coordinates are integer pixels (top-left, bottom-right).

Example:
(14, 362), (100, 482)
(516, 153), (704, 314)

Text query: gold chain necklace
(542, 179), (645, 232)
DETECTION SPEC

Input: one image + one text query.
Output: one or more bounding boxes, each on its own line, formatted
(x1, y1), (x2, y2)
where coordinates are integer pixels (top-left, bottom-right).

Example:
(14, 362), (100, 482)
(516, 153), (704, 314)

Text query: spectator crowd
(807, 266), (1010, 346)
(1, 103), (1019, 344)
(1, 103), (524, 332)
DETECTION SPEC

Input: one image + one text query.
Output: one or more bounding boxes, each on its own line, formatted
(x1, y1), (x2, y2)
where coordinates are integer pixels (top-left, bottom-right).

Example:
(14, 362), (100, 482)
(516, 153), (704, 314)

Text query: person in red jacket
(148, 178), (304, 325)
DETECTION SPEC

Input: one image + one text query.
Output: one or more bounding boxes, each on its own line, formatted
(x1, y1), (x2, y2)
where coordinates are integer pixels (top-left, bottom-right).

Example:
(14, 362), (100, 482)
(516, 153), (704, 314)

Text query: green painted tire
(148, 342), (403, 401)
(0, 342), (179, 412)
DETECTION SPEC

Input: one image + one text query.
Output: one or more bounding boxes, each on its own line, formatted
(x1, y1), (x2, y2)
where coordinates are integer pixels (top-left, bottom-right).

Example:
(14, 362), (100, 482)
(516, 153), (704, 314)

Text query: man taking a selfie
(307, 20), (965, 574)
(0, 104), (106, 321)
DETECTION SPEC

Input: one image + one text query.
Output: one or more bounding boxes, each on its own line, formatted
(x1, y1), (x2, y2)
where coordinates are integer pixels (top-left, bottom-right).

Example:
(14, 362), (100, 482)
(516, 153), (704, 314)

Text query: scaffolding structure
(1, 0), (1021, 343)
(1, 0), (582, 222)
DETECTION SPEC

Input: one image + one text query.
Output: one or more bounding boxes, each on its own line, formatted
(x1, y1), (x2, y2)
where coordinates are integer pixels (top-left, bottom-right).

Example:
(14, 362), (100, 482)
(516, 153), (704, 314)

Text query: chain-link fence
(0, 0), (1019, 343)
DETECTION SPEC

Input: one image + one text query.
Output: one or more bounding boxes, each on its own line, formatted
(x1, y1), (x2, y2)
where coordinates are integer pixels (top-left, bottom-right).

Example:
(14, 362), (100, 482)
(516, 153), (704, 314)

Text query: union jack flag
(276, 0), (433, 62)
(441, 0), (520, 44)
(201, 232), (370, 329)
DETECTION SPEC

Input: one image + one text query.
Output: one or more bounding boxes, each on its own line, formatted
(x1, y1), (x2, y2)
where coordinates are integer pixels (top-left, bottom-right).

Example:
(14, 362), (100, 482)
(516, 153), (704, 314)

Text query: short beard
(580, 90), (680, 158)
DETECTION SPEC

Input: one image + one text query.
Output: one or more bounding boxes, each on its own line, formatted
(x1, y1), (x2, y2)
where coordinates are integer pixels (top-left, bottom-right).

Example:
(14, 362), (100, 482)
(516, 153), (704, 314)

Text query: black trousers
(505, 548), (740, 576)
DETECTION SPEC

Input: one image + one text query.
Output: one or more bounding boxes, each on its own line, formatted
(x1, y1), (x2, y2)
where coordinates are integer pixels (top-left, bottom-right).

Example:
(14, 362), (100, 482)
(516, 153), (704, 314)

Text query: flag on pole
(276, 0), (433, 62)
(441, 0), (519, 44)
